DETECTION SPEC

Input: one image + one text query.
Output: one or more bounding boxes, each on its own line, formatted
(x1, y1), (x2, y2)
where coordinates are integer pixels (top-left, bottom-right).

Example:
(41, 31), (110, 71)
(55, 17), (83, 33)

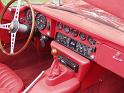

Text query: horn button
(10, 20), (19, 33)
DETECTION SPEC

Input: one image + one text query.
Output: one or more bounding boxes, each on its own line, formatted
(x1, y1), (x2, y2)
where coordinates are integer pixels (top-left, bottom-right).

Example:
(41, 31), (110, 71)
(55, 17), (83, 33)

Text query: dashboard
(20, 9), (56, 38)
(19, 5), (124, 78)
(55, 23), (97, 60)
(21, 8), (99, 60)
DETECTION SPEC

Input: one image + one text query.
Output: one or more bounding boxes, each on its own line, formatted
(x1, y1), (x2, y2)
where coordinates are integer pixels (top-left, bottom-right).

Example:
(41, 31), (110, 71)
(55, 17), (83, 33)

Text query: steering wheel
(0, 0), (35, 56)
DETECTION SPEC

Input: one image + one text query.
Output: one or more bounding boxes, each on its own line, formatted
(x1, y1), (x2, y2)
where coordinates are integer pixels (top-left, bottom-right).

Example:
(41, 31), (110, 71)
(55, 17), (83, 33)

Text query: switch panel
(55, 32), (96, 60)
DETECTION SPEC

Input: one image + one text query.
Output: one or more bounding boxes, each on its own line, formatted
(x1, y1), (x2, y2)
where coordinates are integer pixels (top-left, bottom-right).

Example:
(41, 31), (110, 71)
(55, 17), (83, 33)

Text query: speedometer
(36, 13), (47, 30)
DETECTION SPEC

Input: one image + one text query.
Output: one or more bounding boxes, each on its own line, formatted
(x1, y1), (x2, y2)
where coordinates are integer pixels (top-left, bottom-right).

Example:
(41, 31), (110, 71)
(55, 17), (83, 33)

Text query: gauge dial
(88, 36), (96, 45)
(64, 25), (70, 33)
(71, 29), (79, 37)
(25, 9), (32, 24)
(57, 22), (63, 30)
(79, 33), (87, 41)
(36, 13), (47, 30)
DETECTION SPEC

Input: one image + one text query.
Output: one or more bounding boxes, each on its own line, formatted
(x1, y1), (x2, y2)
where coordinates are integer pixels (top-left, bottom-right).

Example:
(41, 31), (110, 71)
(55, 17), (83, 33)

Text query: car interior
(0, 0), (124, 93)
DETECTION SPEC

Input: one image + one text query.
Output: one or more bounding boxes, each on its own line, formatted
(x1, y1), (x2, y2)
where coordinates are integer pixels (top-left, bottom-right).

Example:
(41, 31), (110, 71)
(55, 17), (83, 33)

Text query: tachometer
(25, 9), (32, 24)
(36, 13), (47, 30)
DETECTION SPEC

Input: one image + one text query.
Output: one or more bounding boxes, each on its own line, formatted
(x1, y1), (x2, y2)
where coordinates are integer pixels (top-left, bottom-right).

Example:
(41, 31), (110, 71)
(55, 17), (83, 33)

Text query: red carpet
(0, 42), (53, 87)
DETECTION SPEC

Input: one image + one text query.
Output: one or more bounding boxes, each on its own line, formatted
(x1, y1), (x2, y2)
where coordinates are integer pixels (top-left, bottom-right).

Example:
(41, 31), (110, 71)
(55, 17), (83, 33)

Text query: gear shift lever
(46, 48), (74, 86)
(48, 60), (62, 79)
(48, 48), (62, 79)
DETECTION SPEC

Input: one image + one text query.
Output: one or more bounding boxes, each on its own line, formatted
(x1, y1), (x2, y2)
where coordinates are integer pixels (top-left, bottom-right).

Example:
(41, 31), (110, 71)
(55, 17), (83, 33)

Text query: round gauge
(57, 22), (63, 30)
(25, 9), (32, 24)
(88, 36), (96, 45)
(36, 13), (47, 30)
(79, 33), (87, 41)
(71, 29), (79, 37)
(64, 25), (70, 33)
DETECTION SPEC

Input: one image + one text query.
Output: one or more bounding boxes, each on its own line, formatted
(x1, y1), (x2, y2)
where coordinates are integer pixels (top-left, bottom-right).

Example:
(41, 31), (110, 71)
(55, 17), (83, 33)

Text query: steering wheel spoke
(0, 0), (35, 55)
(10, 33), (17, 54)
(13, 0), (21, 21)
(0, 23), (10, 30)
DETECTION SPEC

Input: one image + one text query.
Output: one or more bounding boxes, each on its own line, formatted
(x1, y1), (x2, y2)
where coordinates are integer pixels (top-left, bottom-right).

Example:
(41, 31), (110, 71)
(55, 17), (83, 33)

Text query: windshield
(2, 0), (48, 5)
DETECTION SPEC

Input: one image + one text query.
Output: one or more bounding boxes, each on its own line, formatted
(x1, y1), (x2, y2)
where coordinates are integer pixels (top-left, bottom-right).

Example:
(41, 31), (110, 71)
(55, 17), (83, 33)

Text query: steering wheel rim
(0, 0), (35, 56)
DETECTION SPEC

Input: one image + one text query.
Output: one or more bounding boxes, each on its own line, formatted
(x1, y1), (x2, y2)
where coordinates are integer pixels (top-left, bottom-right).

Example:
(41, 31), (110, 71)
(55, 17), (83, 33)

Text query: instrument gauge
(71, 29), (79, 37)
(36, 13), (47, 30)
(64, 25), (70, 33)
(79, 33), (87, 41)
(57, 22), (63, 30)
(88, 36), (96, 45)
(26, 9), (32, 24)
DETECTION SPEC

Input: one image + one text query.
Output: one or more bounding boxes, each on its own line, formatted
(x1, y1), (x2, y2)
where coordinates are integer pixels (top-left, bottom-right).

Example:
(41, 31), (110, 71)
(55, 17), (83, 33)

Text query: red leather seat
(0, 63), (23, 93)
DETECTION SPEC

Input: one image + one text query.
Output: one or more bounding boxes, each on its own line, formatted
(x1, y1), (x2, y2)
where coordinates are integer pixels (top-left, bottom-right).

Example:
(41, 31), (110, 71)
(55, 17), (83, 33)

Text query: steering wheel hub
(10, 20), (19, 33)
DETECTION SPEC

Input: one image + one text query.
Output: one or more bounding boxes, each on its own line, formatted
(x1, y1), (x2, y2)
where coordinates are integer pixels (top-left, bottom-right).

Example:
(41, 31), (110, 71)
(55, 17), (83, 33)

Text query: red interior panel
(96, 44), (124, 78)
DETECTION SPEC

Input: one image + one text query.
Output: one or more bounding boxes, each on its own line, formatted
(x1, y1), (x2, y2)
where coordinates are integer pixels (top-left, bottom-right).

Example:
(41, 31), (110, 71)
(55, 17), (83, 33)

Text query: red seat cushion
(0, 63), (23, 93)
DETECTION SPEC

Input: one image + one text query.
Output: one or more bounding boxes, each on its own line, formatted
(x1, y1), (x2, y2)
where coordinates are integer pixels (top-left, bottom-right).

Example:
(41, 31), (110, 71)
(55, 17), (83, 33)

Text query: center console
(29, 41), (90, 93)
(28, 21), (98, 93)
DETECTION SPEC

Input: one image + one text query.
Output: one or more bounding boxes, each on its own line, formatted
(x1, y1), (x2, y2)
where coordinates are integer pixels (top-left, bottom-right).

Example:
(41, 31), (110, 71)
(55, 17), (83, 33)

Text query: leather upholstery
(0, 63), (23, 93)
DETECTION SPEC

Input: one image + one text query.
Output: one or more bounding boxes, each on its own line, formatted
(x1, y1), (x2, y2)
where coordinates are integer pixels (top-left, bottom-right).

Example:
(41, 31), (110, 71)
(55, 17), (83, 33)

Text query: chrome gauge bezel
(36, 13), (47, 31)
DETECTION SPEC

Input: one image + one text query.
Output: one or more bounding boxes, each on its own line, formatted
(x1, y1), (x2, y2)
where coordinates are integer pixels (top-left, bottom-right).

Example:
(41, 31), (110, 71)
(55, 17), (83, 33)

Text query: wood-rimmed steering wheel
(0, 0), (35, 56)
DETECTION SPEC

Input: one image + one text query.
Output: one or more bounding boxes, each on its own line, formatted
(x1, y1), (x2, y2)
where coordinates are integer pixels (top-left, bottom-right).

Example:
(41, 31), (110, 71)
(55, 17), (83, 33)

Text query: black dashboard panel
(55, 32), (96, 60)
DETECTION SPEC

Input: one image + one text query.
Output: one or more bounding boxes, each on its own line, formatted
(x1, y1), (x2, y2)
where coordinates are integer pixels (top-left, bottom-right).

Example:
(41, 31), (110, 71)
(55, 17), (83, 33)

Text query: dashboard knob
(51, 48), (58, 56)
(40, 35), (48, 48)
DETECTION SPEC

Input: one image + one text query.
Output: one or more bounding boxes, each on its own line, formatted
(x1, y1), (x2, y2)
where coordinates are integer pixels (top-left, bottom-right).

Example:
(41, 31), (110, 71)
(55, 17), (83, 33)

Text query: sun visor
(84, 0), (124, 20)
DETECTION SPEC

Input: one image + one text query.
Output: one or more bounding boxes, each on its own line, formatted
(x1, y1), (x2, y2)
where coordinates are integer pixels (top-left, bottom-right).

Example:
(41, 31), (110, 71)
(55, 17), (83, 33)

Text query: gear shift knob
(51, 48), (58, 56)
